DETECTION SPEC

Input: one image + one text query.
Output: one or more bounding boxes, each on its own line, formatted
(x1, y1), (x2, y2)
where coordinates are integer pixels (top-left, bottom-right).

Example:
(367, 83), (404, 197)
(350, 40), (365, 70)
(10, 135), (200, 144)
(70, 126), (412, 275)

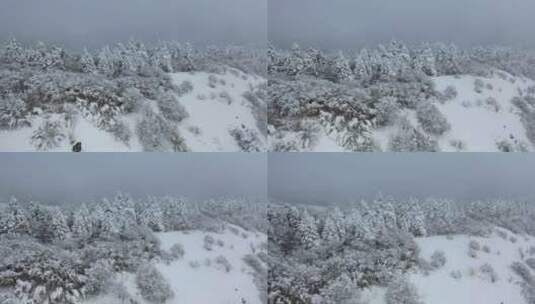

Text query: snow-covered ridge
(0, 69), (266, 152)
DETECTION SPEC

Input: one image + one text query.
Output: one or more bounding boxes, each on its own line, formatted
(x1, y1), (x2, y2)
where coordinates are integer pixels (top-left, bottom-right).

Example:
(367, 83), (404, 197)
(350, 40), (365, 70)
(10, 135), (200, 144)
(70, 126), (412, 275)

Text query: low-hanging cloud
(0, 153), (267, 204)
(269, 0), (535, 50)
(0, 0), (266, 49)
(268, 153), (535, 205)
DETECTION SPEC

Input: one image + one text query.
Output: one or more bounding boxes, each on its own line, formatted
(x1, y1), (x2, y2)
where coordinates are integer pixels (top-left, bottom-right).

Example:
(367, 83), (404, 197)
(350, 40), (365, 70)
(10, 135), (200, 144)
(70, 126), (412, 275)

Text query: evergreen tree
(0, 196), (30, 234)
(80, 48), (97, 73)
(297, 209), (319, 249)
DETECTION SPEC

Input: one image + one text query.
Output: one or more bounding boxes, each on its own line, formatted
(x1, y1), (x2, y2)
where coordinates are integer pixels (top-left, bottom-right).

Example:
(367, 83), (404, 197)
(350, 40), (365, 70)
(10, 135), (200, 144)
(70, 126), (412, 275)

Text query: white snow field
(0, 70), (266, 152)
(85, 225), (267, 304)
(431, 73), (534, 152)
(364, 227), (535, 304)
(299, 70), (535, 152)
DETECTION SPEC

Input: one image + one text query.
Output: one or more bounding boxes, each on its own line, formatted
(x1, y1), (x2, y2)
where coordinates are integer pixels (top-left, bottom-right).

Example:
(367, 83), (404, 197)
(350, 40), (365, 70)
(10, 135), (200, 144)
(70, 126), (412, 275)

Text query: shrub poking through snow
(0, 94), (29, 129)
(385, 276), (423, 304)
(480, 263), (499, 283)
(469, 240), (481, 251)
(389, 119), (439, 152)
(512, 261), (533, 283)
(511, 261), (535, 303)
(157, 91), (189, 123)
(319, 273), (362, 304)
(203, 235), (215, 251)
(168, 243), (185, 260)
(443, 86), (458, 101)
(374, 96), (400, 127)
(30, 119), (66, 151)
(219, 91), (233, 104)
(474, 79), (485, 93)
(214, 255), (232, 273)
(450, 270), (462, 280)
(430, 250), (447, 269)
(416, 102), (451, 135)
(136, 107), (187, 152)
(177, 80), (193, 96)
(230, 125), (263, 152)
(189, 261), (201, 269)
(135, 264), (174, 303)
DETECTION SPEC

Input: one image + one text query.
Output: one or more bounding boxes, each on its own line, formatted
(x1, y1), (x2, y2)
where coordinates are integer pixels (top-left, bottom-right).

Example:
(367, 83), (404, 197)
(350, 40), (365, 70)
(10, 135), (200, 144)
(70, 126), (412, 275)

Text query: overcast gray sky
(0, 153), (266, 204)
(269, 153), (535, 205)
(0, 0), (266, 49)
(269, 0), (535, 50)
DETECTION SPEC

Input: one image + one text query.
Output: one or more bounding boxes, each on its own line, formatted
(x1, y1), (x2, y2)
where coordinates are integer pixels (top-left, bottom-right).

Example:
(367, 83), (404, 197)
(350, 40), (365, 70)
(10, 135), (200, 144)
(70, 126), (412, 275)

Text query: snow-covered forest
(268, 41), (535, 152)
(268, 196), (535, 304)
(0, 39), (266, 151)
(0, 194), (267, 304)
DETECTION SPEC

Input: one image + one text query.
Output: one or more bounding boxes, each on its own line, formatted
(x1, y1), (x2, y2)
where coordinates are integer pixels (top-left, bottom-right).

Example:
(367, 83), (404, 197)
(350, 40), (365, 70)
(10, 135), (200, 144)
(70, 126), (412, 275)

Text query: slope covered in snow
(85, 225), (267, 304)
(372, 71), (535, 152)
(363, 227), (535, 304)
(286, 71), (535, 152)
(431, 72), (534, 151)
(268, 42), (535, 152)
(410, 228), (534, 304)
(0, 69), (266, 152)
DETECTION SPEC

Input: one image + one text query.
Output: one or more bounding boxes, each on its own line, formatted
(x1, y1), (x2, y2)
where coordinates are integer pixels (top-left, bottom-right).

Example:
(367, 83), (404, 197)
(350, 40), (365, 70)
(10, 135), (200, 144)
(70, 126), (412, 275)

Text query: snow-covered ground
(377, 71), (535, 152)
(365, 227), (535, 304)
(85, 225), (267, 304)
(171, 70), (265, 152)
(280, 70), (535, 152)
(0, 69), (266, 152)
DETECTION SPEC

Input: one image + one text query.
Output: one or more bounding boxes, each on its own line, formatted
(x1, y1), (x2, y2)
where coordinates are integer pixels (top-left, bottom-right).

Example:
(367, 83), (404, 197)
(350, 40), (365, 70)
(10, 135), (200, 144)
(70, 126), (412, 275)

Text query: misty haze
(1, 0), (266, 49)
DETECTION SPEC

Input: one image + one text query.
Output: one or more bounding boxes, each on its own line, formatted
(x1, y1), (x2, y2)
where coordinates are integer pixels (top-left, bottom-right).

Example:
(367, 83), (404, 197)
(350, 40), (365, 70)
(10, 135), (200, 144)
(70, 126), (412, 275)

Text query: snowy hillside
(0, 39), (266, 152)
(270, 70), (535, 152)
(362, 227), (535, 304)
(268, 42), (535, 152)
(269, 198), (535, 304)
(0, 69), (266, 152)
(372, 71), (535, 152)
(85, 225), (267, 304)
(0, 195), (267, 304)
(410, 228), (534, 304)
(170, 71), (266, 152)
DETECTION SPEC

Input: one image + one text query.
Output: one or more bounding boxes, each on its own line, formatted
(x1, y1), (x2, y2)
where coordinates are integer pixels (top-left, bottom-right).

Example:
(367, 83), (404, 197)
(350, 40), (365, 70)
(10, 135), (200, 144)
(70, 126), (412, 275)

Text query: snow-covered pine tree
(330, 51), (353, 82)
(319, 273), (362, 304)
(152, 43), (173, 73)
(296, 209), (320, 249)
(80, 48), (97, 74)
(138, 200), (164, 232)
(71, 204), (93, 239)
(49, 206), (69, 240)
(0, 196), (30, 234)
(96, 46), (116, 77)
